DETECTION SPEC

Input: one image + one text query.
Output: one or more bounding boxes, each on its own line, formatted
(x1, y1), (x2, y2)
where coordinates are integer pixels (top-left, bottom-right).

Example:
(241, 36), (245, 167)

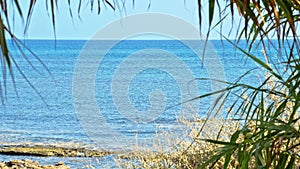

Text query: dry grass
(113, 113), (242, 169)
(114, 71), (300, 168)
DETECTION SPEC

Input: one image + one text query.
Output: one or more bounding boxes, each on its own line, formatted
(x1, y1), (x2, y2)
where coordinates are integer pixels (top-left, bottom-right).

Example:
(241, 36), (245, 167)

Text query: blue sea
(0, 40), (272, 167)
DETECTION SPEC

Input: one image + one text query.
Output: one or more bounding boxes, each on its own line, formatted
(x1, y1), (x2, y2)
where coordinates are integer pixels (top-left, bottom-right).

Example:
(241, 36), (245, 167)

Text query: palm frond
(0, 0), (116, 104)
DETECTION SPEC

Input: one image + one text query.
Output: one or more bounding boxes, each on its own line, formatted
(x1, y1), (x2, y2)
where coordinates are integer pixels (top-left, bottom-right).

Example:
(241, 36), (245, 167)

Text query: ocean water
(0, 40), (269, 167)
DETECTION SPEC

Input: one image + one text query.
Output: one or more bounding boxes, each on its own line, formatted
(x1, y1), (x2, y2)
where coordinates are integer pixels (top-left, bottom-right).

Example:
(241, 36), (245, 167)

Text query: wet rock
(55, 161), (65, 166)
(0, 159), (70, 169)
(0, 144), (109, 157)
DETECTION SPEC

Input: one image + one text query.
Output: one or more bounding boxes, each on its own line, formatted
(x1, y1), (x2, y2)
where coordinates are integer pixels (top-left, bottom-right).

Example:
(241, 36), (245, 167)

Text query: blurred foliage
(0, 0), (114, 105)
(197, 0), (300, 168)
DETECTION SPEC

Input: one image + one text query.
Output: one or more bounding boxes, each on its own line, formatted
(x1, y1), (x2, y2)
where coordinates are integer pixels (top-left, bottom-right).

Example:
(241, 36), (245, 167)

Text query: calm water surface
(0, 40), (270, 167)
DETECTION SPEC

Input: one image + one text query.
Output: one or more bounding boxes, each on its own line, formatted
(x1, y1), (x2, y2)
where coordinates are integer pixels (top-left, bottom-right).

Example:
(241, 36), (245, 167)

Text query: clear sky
(11, 0), (234, 40)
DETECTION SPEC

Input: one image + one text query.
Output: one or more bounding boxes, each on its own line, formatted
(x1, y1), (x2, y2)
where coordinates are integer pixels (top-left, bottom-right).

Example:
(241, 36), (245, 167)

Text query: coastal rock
(0, 159), (70, 169)
(0, 144), (109, 157)
(55, 161), (65, 166)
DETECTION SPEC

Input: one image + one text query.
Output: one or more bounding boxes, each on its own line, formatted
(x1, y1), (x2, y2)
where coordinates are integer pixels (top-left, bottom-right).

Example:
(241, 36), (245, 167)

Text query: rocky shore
(0, 142), (114, 168)
(0, 143), (110, 157)
(0, 159), (70, 169)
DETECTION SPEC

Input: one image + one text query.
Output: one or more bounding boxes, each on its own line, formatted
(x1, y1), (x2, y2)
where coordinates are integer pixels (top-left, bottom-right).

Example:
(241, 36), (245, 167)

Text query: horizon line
(7, 38), (245, 41)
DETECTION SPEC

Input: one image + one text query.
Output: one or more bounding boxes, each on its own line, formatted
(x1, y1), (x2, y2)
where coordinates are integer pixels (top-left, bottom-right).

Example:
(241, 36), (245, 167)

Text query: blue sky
(12, 0), (234, 40)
